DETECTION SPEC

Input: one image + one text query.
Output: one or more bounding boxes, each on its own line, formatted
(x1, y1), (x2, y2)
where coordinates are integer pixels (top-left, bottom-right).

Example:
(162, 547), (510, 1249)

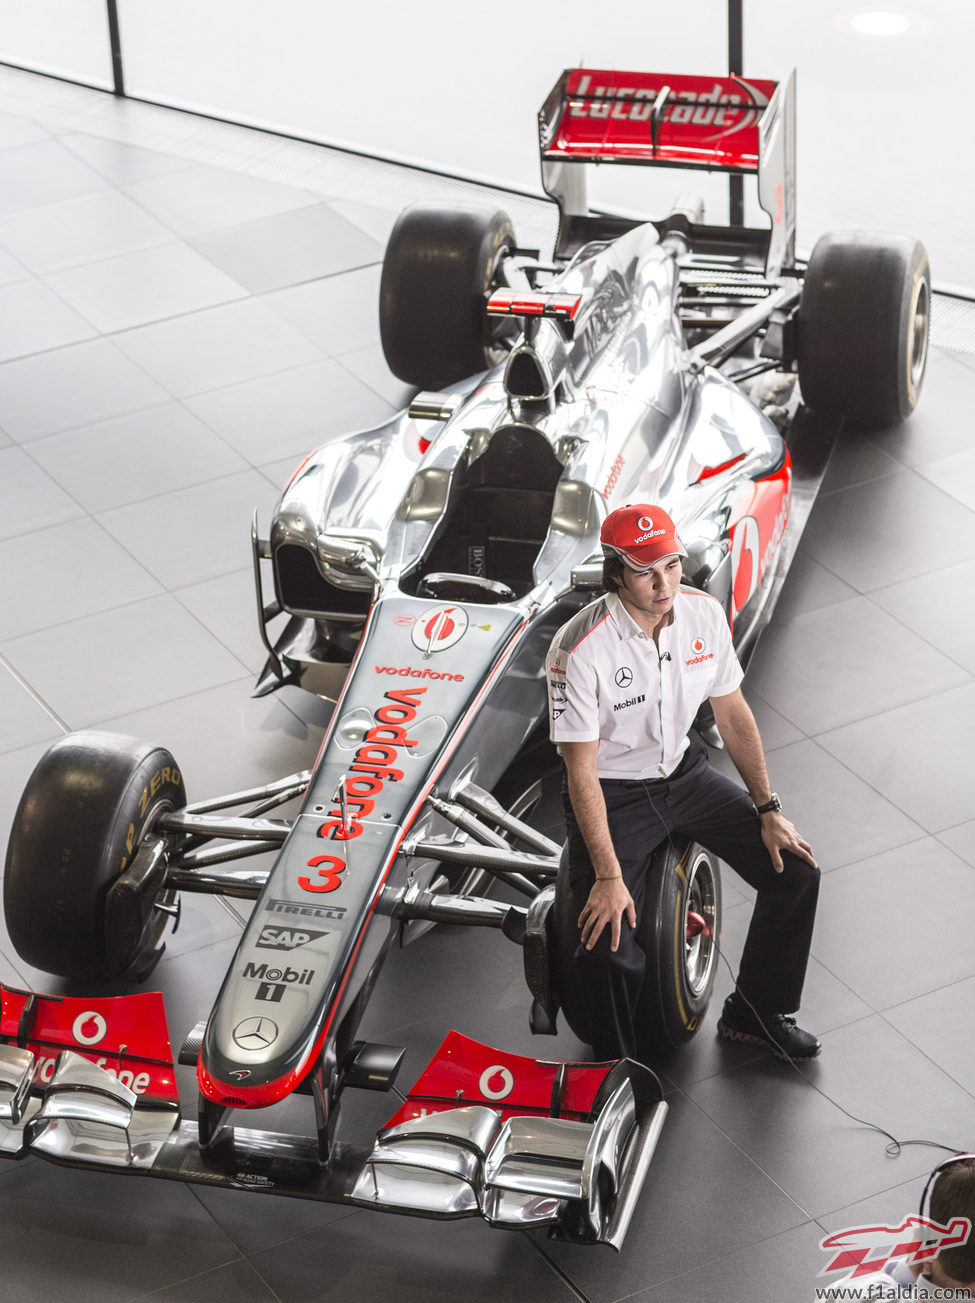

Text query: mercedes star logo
(615, 666), (633, 688)
(232, 1017), (279, 1051)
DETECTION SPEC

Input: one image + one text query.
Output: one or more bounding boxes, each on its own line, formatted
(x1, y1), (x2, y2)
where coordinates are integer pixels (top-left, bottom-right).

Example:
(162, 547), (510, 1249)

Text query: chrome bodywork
(1, 64), (841, 1248)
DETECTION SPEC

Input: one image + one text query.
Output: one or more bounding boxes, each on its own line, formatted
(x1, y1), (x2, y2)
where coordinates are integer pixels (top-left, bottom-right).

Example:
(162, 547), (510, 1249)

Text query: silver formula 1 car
(1, 67), (929, 1247)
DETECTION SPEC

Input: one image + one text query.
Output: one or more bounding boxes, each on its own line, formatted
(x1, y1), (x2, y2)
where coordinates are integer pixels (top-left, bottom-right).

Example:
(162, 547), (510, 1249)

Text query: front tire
(550, 839), (721, 1053)
(4, 731), (185, 980)
(637, 841), (721, 1049)
(379, 204), (515, 389)
(797, 230), (930, 426)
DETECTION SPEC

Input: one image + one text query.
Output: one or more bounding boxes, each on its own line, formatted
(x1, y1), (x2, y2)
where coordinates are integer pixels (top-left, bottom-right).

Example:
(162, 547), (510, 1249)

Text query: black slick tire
(379, 204), (515, 388)
(797, 230), (930, 427)
(550, 839), (721, 1053)
(3, 731), (185, 980)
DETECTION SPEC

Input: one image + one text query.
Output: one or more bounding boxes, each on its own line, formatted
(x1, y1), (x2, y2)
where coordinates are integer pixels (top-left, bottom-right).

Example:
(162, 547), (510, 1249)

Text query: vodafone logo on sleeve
(685, 635), (714, 666)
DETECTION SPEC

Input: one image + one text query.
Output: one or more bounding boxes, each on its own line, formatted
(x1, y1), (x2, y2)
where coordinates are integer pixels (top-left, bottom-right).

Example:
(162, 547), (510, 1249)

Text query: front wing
(0, 986), (666, 1248)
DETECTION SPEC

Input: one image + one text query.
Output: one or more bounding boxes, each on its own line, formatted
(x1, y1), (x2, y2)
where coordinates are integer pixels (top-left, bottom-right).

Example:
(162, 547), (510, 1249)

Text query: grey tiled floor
(1, 68), (974, 1303)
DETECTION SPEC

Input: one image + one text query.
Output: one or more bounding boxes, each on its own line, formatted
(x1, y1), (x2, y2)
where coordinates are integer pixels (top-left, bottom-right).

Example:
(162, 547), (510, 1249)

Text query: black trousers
(563, 741), (820, 1060)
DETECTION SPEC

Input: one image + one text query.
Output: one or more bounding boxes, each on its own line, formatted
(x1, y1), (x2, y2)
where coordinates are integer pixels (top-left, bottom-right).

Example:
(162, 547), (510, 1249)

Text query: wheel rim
(909, 276), (930, 393)
(683, 849), (718, 997)
(483, 237), (518, 368)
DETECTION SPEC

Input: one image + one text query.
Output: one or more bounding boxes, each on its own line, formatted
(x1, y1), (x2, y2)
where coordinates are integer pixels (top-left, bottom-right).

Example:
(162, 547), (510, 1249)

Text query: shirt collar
(605, 589), (681, 641)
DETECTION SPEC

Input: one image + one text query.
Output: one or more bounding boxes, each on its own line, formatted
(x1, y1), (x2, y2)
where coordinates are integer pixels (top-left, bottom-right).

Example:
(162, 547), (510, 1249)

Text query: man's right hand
(578, 877), (637, 952)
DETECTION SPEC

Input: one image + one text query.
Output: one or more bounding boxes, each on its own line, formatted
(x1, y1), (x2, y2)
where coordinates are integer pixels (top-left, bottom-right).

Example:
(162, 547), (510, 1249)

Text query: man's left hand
(760, 811), (818, 873)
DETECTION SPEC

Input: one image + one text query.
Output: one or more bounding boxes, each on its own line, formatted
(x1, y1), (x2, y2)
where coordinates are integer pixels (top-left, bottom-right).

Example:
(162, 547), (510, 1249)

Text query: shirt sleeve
(708, 608), (745, 698)
(546, 641), (600, 743)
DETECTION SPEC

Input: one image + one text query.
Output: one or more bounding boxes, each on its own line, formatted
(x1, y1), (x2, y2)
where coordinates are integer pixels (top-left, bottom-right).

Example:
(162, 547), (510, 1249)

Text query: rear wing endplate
(538, 68), (796, 277)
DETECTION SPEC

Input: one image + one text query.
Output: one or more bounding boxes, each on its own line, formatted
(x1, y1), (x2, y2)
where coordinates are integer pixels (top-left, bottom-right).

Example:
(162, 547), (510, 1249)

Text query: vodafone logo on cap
(637, 515), (654, 532)
(411, 605), (469, 654)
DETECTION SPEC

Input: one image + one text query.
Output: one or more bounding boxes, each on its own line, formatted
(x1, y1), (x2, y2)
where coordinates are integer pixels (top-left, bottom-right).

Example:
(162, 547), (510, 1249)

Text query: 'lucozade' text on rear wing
(538, 67), (796, 275)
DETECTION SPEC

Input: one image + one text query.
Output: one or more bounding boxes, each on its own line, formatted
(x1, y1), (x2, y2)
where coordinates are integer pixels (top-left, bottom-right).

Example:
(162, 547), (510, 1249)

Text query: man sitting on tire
(546, 503), (821, 1063)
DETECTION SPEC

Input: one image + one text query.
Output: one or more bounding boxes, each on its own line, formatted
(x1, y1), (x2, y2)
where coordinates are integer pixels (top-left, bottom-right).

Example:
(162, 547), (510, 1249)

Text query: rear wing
(538, 68), (796, 276)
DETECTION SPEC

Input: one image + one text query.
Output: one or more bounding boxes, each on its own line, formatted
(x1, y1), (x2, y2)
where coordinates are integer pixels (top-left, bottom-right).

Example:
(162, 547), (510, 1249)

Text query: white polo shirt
(546, 588), (743, 779)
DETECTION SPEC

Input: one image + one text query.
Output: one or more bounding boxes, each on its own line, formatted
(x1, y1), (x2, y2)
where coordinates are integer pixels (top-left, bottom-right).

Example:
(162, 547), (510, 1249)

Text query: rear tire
(797, 231), (930, 427)
(551, 839), (721, 1052)
(379, 204), (515, 388)
(4, 731), (185, 980)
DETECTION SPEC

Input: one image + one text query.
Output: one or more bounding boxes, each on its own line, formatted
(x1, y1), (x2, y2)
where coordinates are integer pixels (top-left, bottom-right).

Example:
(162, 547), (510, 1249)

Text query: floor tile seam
(523, 1231), (594, 1302)
(873, 1005), (975, 1106)
(28, 427), (258, 516)
(21, 390), (244, 465)
(37, 233), (249, 301)
(767, 734), (932, 860)
(13, 428), (225, 528)
(913, 458), (975, 509)
(92, 274), (326, 349)
(115, 1242), (262, 1303)
(112, 167), (292, 244)
(804, 951), (885, 1023)
(272, 689), (330, 741)
(250, 258), (386, 315)
(603, 1217), (825, 1302)
(814, 674), (975, 758)
(0, 343), (181, 430)
(91, 672), (258, 736)
(778, 1011), (975, 1151)
(55, 123), (193, 189)
(329, 348), (409, 407)
(41, 249), (256, 333)
(934, 822), (975, 855)
(181, 1184), (359, 1285)
(668, 1081), (817, 1217)
(5, 240), (159, 339)
(214, 1199), (367, 1263)
(681, 1011), (931, 1162)
(92, 455), (276, 518)
(0, 517), (167, 639)
(836, 587), (975, 684)
(5, 224), (179, 280)
(0, 238), (31, 282)
(0, 648), (71, 734)
(816, 459), (903, 500)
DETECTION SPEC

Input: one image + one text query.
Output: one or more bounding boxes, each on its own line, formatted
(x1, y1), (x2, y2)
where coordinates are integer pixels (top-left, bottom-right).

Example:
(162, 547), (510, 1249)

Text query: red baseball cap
(600, 504), (686, 570)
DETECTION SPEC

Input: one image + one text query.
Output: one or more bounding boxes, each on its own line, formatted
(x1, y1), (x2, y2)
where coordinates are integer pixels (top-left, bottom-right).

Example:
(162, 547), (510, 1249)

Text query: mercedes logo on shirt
(615, 666), (633, 687)
(232, 1016), (279, 1051)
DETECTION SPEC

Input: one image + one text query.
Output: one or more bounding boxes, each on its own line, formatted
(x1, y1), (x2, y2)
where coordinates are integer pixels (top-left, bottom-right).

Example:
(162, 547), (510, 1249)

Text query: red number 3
(299, 855), (346, 893)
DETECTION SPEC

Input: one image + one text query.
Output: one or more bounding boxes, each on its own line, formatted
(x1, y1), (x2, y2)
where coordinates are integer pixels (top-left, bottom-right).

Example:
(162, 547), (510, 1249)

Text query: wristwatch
(754, 793), (782, 815)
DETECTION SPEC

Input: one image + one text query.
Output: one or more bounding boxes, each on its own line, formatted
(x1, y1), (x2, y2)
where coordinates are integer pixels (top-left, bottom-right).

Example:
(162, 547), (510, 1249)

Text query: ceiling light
(850, 11), (911, 36)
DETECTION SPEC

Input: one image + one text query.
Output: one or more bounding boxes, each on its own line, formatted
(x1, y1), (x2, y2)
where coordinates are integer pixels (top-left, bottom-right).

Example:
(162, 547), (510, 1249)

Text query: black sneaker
(717, 996), (821, 1060)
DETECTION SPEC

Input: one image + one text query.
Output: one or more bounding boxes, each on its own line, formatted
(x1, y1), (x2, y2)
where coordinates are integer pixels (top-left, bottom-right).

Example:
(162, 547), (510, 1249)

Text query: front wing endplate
(0, 987), (665, 1248)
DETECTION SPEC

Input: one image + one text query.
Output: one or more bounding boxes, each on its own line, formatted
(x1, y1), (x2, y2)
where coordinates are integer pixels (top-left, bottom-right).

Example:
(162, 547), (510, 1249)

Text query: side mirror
(570, 560), (604, 591)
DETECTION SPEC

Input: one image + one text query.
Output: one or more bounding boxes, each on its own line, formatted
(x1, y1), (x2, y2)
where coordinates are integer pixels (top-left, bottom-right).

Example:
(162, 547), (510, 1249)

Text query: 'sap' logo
(819, 1215), (972, 1281)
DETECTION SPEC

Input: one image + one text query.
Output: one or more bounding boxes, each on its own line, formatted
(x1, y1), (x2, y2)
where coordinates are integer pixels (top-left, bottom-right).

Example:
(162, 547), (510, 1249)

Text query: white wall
(0, 0), (112, 89)
(114, 0), (726, 188)
(2, 1), (972, 284)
